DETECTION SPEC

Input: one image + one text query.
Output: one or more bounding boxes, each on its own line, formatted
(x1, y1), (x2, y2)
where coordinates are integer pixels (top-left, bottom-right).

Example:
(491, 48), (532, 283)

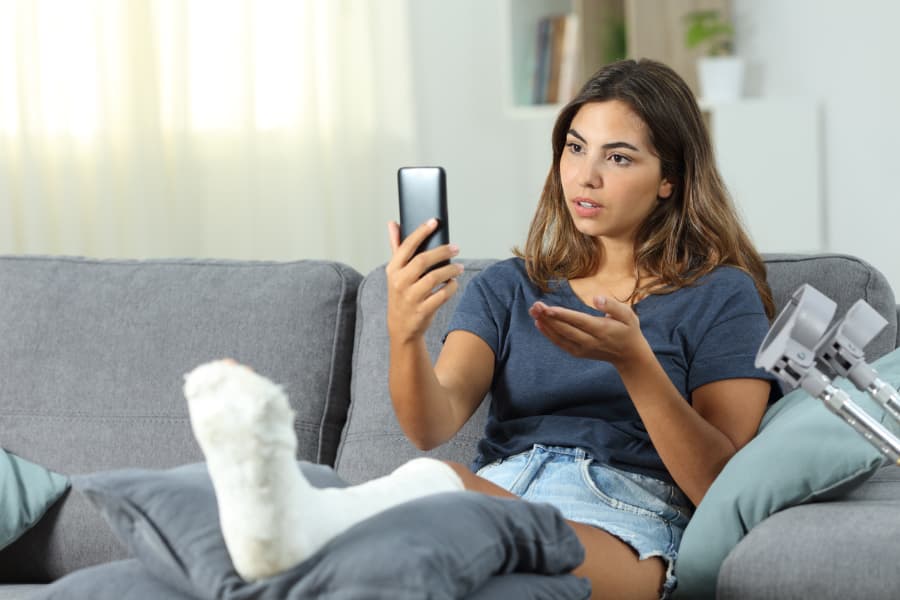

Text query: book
(556, 13), (581, 104)
(533, 13), (580, 105)
(532, 16), (552, 104)
(544, 15), (567, 104)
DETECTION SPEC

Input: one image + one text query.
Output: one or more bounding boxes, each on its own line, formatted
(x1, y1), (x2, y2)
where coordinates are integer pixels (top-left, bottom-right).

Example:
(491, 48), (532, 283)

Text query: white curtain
(0, 0), (417, 273)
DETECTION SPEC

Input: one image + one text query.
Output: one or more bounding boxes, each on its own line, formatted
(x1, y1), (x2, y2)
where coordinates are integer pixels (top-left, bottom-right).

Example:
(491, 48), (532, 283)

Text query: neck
(593, 237), (638, 280)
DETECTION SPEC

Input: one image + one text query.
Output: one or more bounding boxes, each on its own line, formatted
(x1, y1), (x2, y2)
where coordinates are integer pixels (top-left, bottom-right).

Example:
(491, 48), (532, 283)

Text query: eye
(609, 153), (632, 166)
(565, 141), (584, 154)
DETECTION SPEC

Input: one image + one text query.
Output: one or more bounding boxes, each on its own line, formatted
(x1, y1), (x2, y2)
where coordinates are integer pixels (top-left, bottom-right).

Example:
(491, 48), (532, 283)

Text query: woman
(384, 58), (778, 599)
(186, 59), (778, 600)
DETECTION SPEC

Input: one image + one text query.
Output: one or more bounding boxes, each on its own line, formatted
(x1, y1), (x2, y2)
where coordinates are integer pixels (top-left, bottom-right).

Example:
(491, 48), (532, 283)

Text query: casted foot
(185, 359), (313, 581)
(185, 359), (465, 581)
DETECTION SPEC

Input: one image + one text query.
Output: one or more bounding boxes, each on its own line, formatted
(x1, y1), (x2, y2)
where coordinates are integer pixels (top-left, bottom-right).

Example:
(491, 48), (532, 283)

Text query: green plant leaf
(683, 9), (734, 55)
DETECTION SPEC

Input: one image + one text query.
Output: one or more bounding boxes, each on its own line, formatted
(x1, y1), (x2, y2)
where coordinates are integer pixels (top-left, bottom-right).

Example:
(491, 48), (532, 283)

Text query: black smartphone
(397, 166), (450, 271)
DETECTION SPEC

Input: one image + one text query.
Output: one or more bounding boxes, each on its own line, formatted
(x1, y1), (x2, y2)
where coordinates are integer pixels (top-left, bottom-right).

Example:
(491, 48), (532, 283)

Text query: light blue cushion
(674, 347), (900, 599)
(1, 449), (69, 549)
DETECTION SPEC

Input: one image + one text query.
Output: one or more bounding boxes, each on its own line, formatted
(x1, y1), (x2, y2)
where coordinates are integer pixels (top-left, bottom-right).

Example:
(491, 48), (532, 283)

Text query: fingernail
(457, 263), (465, 273)
(595, 295), (607, 307)
(428, 218), (438, 227)
(449, 244), (460, 255)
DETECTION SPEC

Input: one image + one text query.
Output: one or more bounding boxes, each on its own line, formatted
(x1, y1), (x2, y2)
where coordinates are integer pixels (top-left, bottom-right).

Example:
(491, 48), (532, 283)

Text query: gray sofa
(1, 253), (898, 599)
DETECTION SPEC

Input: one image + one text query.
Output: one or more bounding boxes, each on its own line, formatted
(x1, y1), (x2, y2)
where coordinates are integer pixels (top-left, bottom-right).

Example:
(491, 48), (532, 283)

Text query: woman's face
(559, 100), (672, 243)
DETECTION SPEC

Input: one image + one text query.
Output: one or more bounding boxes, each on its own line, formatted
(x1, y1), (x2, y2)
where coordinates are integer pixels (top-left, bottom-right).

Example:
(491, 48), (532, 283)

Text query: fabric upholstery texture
(0, 450), (69, 550)
(717, 500), (900, 600)
(31, 560), (196, 600)
(63, 462), (589, 600)
(673, 348), (900, 599)
(0, 256), (360, 581)
(763, 254), (897, 360)
(335, 259), (497, 483)
(0, 585), (48, 599)
(0, 252), (898, 598)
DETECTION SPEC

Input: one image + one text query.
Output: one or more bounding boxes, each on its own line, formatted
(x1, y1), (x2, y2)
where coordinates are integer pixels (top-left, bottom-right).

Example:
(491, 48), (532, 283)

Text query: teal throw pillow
(674, 347), (900, 599)
(1, 449), (70, 550)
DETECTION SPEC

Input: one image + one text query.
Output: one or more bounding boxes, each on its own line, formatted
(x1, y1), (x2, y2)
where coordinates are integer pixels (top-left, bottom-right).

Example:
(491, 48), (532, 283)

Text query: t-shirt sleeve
(687, 275), (778, 392)
(444, 272), (506, 357)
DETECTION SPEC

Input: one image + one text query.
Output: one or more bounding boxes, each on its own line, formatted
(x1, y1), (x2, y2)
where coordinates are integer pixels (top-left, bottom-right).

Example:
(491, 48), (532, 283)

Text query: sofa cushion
(0, 256), (361, 581)
(68, 462), (588, 600)
(673, 347), (900, 599)
(763, 253), (897, 361)
(0, 450), (69, 550)
(716, 500), (900, 599)
(335, 259), (498, 482)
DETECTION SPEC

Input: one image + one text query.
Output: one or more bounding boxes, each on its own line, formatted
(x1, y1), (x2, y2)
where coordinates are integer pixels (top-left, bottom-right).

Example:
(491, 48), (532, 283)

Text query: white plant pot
(697, 56), (745, 104)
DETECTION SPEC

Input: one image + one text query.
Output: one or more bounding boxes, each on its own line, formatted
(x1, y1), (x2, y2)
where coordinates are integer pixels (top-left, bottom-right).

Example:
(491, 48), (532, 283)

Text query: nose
(578, 158), (603, 189)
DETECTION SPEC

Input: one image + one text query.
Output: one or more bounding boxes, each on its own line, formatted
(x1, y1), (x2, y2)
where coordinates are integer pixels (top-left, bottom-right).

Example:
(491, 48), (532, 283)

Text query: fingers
(389, 243), (460, 292)
(592, 295), (636, 325)
(386, 261), (463, 344)
(388, 218), (438, 266)
(387, 221), (401, 252)
(407, 261), (465, 303)
(420, 277), (460, 315)
(387, 218), (459, 283)
(530, 302), (599, 333)
(531, 304), (596, 352)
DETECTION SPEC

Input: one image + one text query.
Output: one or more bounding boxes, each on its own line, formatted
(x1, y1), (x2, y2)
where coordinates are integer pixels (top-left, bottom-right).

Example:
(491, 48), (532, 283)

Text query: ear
(657, 177), (674, 200)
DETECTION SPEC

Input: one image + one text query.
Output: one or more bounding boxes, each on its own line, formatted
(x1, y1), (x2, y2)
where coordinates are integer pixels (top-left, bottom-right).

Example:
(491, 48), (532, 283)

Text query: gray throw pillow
(71, 462), (590, 600)
(31, 559), (198, 600)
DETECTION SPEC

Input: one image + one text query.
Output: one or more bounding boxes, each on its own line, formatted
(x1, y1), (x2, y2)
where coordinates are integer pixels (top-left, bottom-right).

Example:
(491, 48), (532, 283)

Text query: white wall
(406, 0), (900, 294)
(727, 0), (900, 291)
(406, 0), (554, 261)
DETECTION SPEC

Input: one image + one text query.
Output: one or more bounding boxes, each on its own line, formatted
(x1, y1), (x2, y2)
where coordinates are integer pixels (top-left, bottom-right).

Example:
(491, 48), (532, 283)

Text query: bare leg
(445, 462), (666, 600)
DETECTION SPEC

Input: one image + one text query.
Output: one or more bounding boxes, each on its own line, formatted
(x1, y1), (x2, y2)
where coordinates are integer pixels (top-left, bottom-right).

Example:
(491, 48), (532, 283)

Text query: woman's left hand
(528, 296), (651, 367)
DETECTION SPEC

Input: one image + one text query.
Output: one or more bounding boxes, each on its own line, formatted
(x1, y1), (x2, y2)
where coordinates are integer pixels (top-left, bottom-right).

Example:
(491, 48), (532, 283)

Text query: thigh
(568, 520), (665, 600)
(444, 461), (666, 600)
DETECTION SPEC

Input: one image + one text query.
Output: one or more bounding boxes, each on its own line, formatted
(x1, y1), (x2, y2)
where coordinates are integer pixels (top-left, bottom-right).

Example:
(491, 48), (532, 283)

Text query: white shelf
(500, 0), (575, 114)
(504, 104), (564, 120)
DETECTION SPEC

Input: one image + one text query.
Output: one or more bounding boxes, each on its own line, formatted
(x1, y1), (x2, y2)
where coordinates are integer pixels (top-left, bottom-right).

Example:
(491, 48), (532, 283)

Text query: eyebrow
(567, 128), (640, 152)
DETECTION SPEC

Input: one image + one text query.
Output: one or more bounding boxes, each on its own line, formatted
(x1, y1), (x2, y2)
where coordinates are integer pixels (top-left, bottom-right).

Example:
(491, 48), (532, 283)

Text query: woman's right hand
(386, 219), (464, 345)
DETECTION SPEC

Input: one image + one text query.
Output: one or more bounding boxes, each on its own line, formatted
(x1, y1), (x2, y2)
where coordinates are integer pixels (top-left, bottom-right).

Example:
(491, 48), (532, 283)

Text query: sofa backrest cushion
(334, 260), (496, 483)
(763, 253), (897, 360)
(0, 256), (360, 581)
(337, 253), (897, 484)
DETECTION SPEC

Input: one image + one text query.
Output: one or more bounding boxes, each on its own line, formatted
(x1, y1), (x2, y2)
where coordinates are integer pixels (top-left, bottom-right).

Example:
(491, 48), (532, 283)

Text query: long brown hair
(515, 59), (775, 318)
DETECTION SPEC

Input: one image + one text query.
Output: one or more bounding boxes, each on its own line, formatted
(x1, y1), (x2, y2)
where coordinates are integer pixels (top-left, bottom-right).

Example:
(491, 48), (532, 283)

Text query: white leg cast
(184, 360), (463, 581)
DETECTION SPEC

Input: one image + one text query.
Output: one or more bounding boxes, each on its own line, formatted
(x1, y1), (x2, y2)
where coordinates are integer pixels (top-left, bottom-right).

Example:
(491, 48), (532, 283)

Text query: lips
(572, 197), (603, 217)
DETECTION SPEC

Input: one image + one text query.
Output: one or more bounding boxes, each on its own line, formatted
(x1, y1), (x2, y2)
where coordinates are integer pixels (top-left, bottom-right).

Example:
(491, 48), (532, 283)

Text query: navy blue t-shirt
(446, 257), (779, 483)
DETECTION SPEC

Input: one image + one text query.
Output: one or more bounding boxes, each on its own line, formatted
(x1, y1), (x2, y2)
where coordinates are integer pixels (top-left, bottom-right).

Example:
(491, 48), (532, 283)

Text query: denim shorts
(475, 444), (692, 599)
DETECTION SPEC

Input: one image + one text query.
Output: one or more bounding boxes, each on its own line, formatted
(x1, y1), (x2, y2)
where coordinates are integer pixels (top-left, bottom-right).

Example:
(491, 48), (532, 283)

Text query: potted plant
(684, 9), (744, 103)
